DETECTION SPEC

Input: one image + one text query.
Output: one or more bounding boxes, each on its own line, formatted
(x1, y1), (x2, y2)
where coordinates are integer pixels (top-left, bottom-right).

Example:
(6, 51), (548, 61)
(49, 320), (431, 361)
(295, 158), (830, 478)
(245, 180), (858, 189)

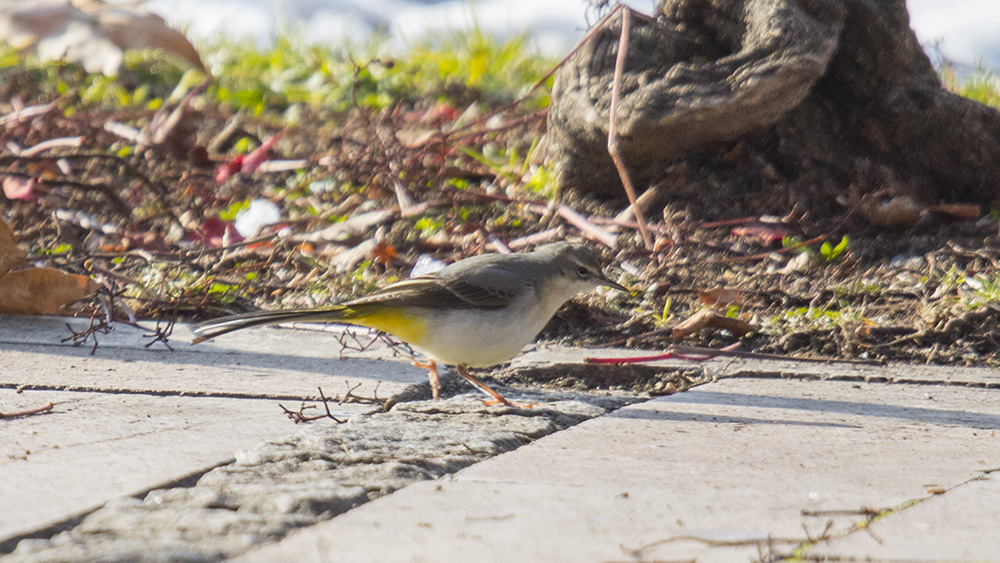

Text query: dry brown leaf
(862, 195), (923, 229)
(0, 0), (204, 76)
(697, 287), (742, 307)
(371, 242), (398, 265)
(673, 310), (755, 339)
(0, 267), (100, 315)
(708, 315), (755, 337)
(861, 196), (980, 228)
(672, 310), (712, 339)
(652, 237), (672, 252)
(97, 2), (204, 70)
(927, 203), (981, 221)
(0, 218), (98, 314)
(0, 219), (27, 274)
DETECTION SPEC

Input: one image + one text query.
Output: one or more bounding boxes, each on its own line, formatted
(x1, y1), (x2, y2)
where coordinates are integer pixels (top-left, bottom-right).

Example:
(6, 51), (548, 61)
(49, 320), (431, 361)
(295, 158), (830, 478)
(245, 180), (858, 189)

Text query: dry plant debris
(0, 400), (54, 419)
(279, 382), (391, 424)
(0, 26), (999, 374)
(0, 217), (99, 314)
(0, 0), (204, 76)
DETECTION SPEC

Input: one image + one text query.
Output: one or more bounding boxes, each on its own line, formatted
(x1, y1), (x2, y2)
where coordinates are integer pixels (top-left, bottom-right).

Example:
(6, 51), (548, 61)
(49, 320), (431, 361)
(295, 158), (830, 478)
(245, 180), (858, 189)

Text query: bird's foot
(412, 359), (441, 400)
(455, 365), (531, 408)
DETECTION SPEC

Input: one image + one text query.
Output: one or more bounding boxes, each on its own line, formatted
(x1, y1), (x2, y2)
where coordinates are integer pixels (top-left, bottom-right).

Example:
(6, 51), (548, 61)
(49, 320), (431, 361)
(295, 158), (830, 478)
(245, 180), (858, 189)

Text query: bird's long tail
(191, 306), (350, 344)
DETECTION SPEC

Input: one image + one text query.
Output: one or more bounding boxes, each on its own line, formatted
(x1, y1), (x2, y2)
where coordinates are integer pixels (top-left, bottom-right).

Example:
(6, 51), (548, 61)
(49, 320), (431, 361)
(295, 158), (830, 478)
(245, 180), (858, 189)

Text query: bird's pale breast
(406, 291), (554, 367)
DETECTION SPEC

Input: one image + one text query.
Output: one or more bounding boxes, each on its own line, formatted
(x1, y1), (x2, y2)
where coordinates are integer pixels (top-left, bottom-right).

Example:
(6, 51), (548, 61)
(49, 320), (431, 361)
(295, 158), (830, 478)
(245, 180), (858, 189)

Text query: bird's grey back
(435, 242), (595, 290)
(342, 242), (600, 312)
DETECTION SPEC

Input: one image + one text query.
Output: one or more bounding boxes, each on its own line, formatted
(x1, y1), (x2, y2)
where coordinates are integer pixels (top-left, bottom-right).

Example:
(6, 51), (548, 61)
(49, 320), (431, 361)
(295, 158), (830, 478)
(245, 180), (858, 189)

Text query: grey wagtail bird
(191, 242), (626, 406)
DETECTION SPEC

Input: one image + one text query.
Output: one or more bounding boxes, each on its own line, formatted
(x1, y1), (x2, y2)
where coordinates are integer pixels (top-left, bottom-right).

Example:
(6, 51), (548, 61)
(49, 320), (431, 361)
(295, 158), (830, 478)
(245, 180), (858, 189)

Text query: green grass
(941, 63), (1000, 108)
(780, 235), (850, 265)
(0, 29), (553, 116)
(209, 29), (552, 113)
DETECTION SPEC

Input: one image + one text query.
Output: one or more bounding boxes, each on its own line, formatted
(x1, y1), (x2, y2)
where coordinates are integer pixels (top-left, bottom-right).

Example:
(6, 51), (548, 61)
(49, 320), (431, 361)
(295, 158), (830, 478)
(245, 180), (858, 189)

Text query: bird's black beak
(599, 272), (630, 293)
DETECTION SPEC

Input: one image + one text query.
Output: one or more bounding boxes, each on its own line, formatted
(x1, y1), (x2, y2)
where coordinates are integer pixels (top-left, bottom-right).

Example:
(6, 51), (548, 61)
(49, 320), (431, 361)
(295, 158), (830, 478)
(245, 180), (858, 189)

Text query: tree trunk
(540, 0), (1000, 213)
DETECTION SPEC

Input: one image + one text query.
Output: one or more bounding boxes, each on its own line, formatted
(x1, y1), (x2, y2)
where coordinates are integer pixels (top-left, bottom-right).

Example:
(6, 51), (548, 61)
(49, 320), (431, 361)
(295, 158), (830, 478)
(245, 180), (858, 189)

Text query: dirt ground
(2, 74), (998, 374)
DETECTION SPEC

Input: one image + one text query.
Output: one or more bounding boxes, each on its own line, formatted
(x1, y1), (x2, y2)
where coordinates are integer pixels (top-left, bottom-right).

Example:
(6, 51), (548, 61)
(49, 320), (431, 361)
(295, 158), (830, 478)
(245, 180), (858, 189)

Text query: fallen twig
(623, 533), (801, 561)
(62, 313), (112, 355)
(507, 228), (563, 250)
(1, 402), (54, 419)
(0, 151), (171, 197)
(18, 136), (84, 157)
(142, 316), (176, 350)
(556, 204), (618, 248)
(444, 109), (548, 144)
(705, 234), (828, 264)
(339, 380), (385, 405)
(279, 381), (391, 423)
(280, 387), (346, 424)
(0, 101), (56, 126)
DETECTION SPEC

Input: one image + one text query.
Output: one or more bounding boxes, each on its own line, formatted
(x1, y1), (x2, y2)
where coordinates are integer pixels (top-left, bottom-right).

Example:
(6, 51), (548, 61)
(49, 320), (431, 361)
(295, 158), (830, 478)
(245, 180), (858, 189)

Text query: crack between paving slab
(786, 469), (1000, 561)
(0, 364), (486, 405)
(0, 382), (423, 403)
(0, 513), (90, 555)
(721, 370), (1000, 389)
(0, 460), (230, 554)
(0, 338), (178, 353)
(0, 366), (583, 409)
(0, 394), (642, 561)
(0, 379), (483, 553)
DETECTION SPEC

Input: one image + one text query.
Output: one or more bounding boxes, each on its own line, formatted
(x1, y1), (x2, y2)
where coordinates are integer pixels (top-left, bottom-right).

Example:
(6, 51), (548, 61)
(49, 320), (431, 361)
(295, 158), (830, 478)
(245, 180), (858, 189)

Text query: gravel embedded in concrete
(5, 395), (634, 562)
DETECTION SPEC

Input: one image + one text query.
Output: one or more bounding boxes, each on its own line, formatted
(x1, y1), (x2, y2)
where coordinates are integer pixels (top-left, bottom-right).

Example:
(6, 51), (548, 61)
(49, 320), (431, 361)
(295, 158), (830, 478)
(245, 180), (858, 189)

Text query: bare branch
(607, 8), (652, 249)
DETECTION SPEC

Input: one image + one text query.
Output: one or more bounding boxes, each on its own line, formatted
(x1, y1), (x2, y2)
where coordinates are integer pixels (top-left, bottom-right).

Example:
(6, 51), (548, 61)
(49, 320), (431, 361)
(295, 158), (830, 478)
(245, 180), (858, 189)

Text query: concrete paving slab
(806, 472), (1000, 561)
(512, 346), (1000, 387)
(3, 396), (633, 562)
(2, 343), (419, 399)
(1, 315), (431, 398)
(6, 316), (1000, 561)
(0, 316), (431, 551)
(238, 377), (1000, 563)
(1, 388), (317, 544)
(2, 314), (407, 360)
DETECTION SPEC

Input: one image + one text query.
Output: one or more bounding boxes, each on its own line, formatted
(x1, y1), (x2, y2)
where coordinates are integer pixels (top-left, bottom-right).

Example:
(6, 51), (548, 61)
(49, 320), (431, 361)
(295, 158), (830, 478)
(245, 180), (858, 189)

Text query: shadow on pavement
(612, 389), (1000, 430)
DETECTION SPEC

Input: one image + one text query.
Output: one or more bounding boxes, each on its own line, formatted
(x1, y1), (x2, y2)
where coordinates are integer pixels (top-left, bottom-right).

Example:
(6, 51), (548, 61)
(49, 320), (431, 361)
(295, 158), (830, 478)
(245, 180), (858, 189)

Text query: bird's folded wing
(344, 276), (517, 311)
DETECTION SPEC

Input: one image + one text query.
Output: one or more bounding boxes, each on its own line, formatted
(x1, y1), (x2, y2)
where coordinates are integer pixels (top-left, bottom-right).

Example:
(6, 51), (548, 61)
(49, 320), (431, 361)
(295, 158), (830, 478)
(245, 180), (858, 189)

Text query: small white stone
(234, 199), (281, 238)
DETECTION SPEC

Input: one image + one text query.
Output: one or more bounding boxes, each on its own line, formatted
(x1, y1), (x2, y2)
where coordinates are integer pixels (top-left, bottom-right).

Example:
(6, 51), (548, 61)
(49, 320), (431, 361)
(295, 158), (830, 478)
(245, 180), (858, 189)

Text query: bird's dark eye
(577, 265), (589, 277)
